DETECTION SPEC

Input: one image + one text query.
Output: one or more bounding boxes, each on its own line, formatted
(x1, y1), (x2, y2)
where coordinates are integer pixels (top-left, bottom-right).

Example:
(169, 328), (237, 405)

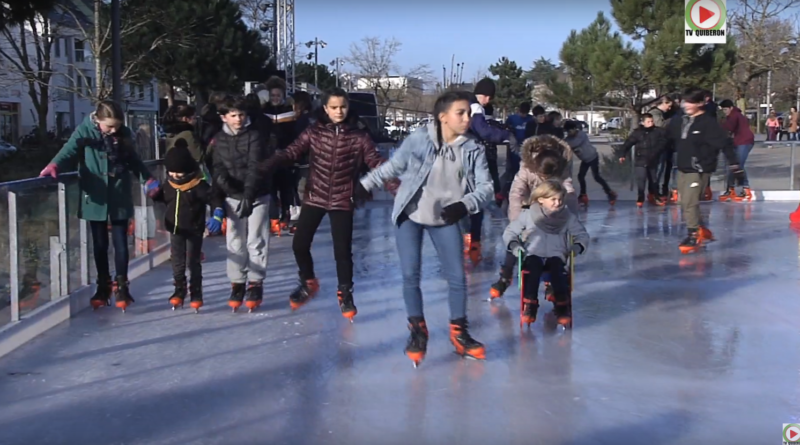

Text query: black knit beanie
(164, 140), (198, 174)
(474, 78), (496, 97)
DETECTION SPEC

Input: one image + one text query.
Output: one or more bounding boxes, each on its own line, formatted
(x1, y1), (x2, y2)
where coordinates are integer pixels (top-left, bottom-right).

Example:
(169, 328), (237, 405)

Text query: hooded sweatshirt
(721, 107), (755, 146)
(503, 204), (589, 261)
(405, 123), (467, 226)
(563, 130), (598, 163)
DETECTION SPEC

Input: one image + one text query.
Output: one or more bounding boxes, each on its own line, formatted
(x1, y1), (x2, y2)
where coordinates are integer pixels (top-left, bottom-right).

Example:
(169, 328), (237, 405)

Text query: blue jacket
(470, 98), (511, 143)
(506, 114), (533, 142)
(359, 123), (494, 225)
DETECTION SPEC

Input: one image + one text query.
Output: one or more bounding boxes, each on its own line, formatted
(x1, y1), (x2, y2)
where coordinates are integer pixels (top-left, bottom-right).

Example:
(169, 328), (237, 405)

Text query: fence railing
(0, 160), (167, 329)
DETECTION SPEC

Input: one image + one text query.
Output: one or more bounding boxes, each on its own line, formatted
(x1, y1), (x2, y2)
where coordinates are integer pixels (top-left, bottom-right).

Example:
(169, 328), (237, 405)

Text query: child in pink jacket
(490, 135), (578, 299)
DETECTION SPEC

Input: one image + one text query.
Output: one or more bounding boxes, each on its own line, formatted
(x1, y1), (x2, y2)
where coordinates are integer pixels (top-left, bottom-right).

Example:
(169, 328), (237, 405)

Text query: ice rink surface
(0, 201), (797, 445)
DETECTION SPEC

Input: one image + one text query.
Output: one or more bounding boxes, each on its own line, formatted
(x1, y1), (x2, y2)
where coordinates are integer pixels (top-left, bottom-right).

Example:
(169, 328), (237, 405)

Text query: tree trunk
(36, 86), (49, 143)
(94, 0), (102, 99)
(167, 83), (175, 106)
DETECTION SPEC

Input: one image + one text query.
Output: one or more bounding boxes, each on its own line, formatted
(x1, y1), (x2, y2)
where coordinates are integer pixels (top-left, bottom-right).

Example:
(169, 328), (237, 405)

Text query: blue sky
(294, 0), (615, 82)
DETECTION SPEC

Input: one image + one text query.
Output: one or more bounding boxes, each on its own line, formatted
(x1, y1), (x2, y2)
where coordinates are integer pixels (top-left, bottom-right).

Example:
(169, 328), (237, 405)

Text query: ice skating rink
(0, 201), (797, 445)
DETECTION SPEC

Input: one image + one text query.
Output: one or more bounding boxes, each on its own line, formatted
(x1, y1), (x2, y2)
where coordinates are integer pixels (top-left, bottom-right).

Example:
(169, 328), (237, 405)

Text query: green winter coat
(49, 115), (154, 222)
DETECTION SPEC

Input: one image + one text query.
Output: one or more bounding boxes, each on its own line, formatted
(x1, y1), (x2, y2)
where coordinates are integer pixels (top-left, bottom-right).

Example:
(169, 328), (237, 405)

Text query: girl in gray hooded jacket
(502, 180), (589, 327)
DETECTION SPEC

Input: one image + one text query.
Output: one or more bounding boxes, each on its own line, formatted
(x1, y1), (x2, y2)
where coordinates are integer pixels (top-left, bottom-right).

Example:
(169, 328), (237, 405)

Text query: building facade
(0, 0), (158, 145)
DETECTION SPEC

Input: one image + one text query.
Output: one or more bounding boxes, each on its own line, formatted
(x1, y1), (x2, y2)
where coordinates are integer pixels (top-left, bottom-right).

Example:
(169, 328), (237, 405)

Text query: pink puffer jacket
(508, 135), (577, 221)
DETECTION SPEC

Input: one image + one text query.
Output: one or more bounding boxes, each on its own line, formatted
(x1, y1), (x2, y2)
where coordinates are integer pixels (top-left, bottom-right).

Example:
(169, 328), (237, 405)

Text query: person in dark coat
(152, 142), (219, 312)
(41, 100), (159, 311)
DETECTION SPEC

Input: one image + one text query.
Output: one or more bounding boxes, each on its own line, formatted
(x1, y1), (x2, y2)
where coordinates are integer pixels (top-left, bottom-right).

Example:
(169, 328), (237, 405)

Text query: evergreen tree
(611, 0), (735, 95)
(527, 57), (558, 85)
(294, 61), (338, 91)
(488, 57), (530, 118)
(549, 13), (639, 110)
(123, 0), (271, 103)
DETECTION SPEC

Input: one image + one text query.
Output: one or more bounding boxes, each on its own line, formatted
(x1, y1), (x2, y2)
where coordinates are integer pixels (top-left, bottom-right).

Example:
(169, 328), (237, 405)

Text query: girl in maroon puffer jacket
(265, 88), (388, 321)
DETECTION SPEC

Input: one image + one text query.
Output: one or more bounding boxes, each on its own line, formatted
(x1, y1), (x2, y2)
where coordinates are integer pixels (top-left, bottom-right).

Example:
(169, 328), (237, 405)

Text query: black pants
(577, 158), (611, 195)
(661, 149), (674, 194)
(635, 165), (659, 201)
(523, 256), (569, 300)
(269, 169), (294, 221)
(170, 231), (203, 286)
(487, 154), (501, 195)
(469, 212), (482, 242)
(89, 220), (129, 280)
(292, 204), (354, 286)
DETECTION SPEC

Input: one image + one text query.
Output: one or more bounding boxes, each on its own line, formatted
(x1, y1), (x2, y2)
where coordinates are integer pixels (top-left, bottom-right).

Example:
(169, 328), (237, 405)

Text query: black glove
(353, 181), (371, 207)
(441, 202), (468, 225)
(237, 197), (254, 218)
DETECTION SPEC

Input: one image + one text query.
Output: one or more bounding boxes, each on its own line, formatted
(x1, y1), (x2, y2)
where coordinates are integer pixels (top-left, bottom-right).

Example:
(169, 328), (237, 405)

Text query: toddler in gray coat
(502, 179), (589, 327)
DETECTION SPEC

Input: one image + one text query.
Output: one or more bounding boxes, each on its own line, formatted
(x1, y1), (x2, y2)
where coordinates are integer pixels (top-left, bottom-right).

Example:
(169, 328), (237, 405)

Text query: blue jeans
(89, 220), (129, 279)
(395, 217), (467, 320)
(726, 144), (752, 188)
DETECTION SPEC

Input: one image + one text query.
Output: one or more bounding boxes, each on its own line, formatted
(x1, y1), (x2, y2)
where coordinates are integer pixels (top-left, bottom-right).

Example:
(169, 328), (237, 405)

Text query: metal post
(8, 191), (19, 322)
(313, 40), (318, 92)
(766, 70), (772, 113)
(791, 143), (796, 190)
(136, 185), (149, 256)
(57, 182), (68, 296)
(631, 146), (636, 192)
(79, 219), (88, 286)
(110, 0), (122, 102)
(152, 113), (160, 160)
(50, 236), (61, 297)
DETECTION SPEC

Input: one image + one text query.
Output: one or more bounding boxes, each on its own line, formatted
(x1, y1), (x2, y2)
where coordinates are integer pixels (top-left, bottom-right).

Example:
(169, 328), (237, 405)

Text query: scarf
(92, 118), (127, 176)
(530, 205), (570, 235)
(168, 172), (202, 192)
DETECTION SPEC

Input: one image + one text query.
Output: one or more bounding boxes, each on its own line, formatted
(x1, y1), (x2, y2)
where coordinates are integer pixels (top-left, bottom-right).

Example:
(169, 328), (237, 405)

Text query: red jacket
(276, 113), (386, 211)
(721, 107), (755, 146)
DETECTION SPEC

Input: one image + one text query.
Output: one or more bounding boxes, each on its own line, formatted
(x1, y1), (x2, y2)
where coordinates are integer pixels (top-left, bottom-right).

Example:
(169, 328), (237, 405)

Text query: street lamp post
(588, 75), (594, 135)
(305, 38), (327, 93)
(111, 0), (121, 102)
(330, 58), (345, 88)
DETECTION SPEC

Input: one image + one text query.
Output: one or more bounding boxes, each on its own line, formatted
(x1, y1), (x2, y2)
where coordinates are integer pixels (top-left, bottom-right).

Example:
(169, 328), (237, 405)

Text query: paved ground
(0, 200), (798, 445)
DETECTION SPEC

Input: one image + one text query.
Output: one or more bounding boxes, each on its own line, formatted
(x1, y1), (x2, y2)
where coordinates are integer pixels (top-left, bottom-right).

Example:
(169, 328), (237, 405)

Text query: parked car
(605, 117), (624, 130)
(0, 140), (18, 160)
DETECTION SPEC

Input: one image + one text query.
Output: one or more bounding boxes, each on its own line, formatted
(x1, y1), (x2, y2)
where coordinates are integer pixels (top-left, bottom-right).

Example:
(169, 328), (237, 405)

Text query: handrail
(0, 160), (163, 192)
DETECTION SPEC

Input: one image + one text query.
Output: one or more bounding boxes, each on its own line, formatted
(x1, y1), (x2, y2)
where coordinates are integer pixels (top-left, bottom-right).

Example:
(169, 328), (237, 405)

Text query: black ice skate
(113, 276), (135, 313)
(169, 278), (187, 310)
(679, 229), (702, 255)
(90, 276), (112, 310)
(337, 284), (357, 321)
(449, 317), (485, 360)
(189, 281), (203, 313)
(553, 293), (572, 328)
(521, 297), (539, 327)
(228, 283), (246, 312)
(245, 281), (263, 312)
(405, 317), (429, 368)
(289, 278), (319, 311)
(489, 275), (511, 299)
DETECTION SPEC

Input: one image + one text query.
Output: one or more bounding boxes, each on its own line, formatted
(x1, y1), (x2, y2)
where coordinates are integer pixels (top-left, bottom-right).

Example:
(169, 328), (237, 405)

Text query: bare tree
(0, 11), (58, 138)
(727, 0), (800, 102)
(470, 65), (489, 85)
(57, 1), (185, 102)
(235, 0), (274, 61)
(345, 36), (432, 119)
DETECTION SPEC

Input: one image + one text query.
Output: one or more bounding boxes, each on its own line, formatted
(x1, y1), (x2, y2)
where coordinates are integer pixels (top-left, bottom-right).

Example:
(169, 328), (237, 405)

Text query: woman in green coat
(39, 100), (161, 311)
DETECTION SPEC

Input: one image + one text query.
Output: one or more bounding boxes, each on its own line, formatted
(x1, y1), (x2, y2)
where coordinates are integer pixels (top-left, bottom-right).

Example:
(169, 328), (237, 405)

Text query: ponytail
(431, 90), (472, 146)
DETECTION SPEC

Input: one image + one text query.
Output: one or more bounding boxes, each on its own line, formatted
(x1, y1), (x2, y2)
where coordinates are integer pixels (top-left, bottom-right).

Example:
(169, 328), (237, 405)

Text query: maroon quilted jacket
(275, 112), (386, 211)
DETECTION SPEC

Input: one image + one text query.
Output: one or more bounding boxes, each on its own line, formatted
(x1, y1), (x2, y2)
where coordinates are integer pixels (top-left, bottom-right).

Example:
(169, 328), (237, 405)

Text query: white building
(355, 75), (424, 93)
(0, 0), (157, 144)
